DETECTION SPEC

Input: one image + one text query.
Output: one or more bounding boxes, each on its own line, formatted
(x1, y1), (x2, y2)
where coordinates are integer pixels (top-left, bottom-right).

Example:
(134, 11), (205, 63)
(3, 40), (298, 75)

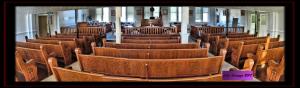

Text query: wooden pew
(76, 48), (227, 79)
(49, 57), (224, 82)
(237, 44), (264, 69)
(122, 39), (180, 44)
(104, 42), (201, 49)
(24, 38), (78, 62)
(16, 47), (51, 81)
(229, 37), (284, 69)
(259, 41), (284, 49)
(35, 35), (96, 54)
(16, 42), (72, 66)
(254, 47), (285, 72)
(25, 38), (77, 52)
(210, 35), (276, 56)
(225, 37), (268, 67)
(16, 41), (41, 49)
(91, 47), (209, 59)
(225, 41), (244, 67)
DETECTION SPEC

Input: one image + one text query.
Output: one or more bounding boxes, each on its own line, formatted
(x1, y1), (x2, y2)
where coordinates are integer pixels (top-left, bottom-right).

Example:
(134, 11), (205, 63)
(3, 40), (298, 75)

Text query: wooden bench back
(26, 39), (59, 45)
(16, 42), (41, 49)
(259, 41), (285, 49)
(76, 49), (226, 78)
(92, 47), (209, 59)
(104, 42), (200, 49)
(253, 47), (285, 76)
(208, 36), (219, 55)
(240, 44), (261, 58)
(226, 41), (244, 67)
(122, 39), (180, 44)
(16, 47), (51, 74)
(16, 41), (73, 66)
(216, 38), (229, 56)
(49, 57), (223, 82)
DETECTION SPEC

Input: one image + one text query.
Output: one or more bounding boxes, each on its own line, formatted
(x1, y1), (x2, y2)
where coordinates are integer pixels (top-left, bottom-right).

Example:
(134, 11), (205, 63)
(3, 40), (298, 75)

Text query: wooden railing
(124, 27), (178, 34)
(191, 26), (245, 38)
(60, 27), (76, 34)
(78, 26), (106, 35)
(59, 26), (106, 35)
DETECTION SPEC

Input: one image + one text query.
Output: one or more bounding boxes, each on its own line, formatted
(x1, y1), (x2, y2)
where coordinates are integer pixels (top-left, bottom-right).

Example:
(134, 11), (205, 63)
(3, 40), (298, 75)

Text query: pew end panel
(226, 41), (244, 67)
(266, 56), (285, 81)
(15, 51), (38, 81)
(48, 57), (60, 81)
(39, 45), (52, 75)
(75, 48), (83, 71)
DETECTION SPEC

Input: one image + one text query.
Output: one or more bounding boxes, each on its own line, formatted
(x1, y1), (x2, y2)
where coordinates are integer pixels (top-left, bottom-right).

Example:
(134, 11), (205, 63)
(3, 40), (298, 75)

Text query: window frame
(195, 7), (209, 23)
(121, 6), (135, 22)
(96, 7), (110, 22)
(169, 7), (182, 22)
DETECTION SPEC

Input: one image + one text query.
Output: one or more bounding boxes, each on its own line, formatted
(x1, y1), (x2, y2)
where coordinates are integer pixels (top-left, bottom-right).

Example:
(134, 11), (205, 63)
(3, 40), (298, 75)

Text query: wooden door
(259, 13), (268, 37)
(38, 16), (48, 37)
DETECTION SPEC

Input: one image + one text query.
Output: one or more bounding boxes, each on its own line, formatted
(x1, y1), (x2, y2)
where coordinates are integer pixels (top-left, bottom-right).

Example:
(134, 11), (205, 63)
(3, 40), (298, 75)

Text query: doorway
(38, 16), (48, 37)
(259, 13), (268, 36)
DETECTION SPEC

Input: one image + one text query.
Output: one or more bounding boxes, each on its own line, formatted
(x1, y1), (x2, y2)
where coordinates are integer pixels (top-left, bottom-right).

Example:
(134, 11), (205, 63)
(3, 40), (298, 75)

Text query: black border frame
(2, 0), (297, 88)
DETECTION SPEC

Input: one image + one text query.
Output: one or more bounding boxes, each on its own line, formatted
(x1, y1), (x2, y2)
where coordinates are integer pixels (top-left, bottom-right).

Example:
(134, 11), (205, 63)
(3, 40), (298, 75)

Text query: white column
(272, 12), (278, 37)
(115, 7), (122, 44)
(181, 7), (189, 44)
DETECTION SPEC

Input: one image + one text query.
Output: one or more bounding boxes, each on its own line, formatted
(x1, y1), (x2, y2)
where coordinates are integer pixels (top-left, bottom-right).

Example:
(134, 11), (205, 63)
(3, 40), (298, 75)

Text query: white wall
(16, 8), (28, 34)
(277, 10), (285, 41)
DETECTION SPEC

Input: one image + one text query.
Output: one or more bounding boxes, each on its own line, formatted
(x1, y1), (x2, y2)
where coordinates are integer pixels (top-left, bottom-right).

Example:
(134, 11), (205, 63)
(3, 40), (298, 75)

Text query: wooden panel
(226, 41), (244, 67)
(16, 42), (41, 49)
(105, 42), (199, 49)
(52, 66), (223, 82)
(77, 54), (223, 78)
(122, 39), (180, 44)
(92, 47), (208, 59)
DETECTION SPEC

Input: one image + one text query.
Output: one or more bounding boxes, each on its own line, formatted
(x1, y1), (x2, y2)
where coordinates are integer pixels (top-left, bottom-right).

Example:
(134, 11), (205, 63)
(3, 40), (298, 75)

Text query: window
(77, 9), (88, 22)
(96, 7), (110, 22)
(203, 8), (208, 22)
(195, 7), (209, 22)
(121, 7), (135, 22)
(169, 7), (181, 22)
(153, 7), (160, 18)
(144, 6), (160, 19)
(60, 10), (76, 26)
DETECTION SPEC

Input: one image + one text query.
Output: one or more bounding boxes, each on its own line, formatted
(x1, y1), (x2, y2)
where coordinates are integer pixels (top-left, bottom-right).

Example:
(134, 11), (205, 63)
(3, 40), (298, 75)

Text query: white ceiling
(16, 6), (284, 14)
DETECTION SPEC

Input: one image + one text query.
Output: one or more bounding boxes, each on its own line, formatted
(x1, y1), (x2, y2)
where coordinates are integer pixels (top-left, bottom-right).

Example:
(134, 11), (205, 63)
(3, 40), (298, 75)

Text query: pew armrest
(242, 58), (254, 71)
(268, 60), (279, 67)
(25, 59), (38, 81)
(26, 59), (36, 65)
(246, 53), (254, 59)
